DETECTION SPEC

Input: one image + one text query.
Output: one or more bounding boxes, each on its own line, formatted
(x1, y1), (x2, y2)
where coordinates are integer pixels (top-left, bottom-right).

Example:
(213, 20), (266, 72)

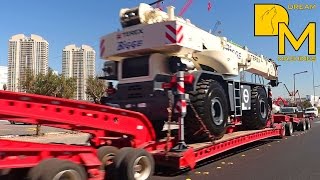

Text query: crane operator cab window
(122, 56), (149, 78)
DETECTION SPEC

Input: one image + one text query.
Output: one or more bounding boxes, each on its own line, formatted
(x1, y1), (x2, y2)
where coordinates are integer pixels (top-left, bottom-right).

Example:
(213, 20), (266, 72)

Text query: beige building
(8, 34), (48, 92)
(62, 44), (95, 100)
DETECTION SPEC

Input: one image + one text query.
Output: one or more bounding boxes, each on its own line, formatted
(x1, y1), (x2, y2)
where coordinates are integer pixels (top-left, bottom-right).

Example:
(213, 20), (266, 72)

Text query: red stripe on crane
(166, 25), (183, 35)
(100, 39), (105, 49)
(166, 32), (176, 43)
(176, 84), (185, 93)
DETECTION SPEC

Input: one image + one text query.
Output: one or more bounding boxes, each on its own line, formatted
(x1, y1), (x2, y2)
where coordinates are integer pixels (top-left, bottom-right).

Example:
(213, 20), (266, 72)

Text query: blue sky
(0, 0), (319, 98)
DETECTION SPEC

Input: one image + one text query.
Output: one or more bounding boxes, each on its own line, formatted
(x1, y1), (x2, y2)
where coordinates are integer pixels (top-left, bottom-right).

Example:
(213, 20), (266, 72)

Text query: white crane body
(100, 3), (280, 141)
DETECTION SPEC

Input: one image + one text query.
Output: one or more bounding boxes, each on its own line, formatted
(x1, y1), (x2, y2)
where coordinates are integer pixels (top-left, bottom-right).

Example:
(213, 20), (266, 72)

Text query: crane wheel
(242, 86), (269, 130)
(28, 158), (87, 180)
(285, 122), (293, 136)
(185, 79), (228, 143)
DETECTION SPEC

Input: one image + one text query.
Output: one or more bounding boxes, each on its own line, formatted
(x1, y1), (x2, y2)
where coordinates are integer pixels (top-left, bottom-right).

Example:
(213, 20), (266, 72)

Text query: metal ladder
(234, 81), (242, 116)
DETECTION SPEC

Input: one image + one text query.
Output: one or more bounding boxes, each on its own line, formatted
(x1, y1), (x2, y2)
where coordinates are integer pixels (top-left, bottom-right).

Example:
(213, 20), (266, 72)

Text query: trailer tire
(28, 158), (87, 180)
(285, 122), (293, 136)
(242, 86), (269, 130)
(110, 147), (135, 180)
(119, 149), (155, 180)
(306, 119), (311, 130)
(185, 79), (228, 142)
(299, 119), (306, 131)
(98, 146), (119, 169)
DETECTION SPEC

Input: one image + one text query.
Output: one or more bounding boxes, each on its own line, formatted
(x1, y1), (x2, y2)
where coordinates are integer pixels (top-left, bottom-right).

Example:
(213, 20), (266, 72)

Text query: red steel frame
(153, 125), (283, 169)
(0, 90), (284, 174)
(0, 139), (102, 180)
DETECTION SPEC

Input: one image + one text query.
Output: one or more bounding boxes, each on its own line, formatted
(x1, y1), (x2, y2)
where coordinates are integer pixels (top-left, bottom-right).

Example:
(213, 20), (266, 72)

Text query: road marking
(241, 154), (246, 157)
(203, 172), (209, 175)
(216, 166), (222, 169)
(256, 148), (260, 151)
(268, 144), (271, 146)
(195, 171), (201, 175)
(227, 162), (234, 165)
(221, 162), (226, 164)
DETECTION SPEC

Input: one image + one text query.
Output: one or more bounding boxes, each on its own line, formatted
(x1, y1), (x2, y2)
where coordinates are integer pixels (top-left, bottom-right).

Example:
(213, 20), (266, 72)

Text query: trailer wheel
(242, 86), (269, 130)
(305, 119), (311, 130)
(119, 149), (155, 180)
(98, 146), (119, 168)
(285, 122), (293, 136)
(185, 79), (228, 142)
(110, 147), (135, 180)
(299, 119), (306, 131)
(28, 158), (87, 180)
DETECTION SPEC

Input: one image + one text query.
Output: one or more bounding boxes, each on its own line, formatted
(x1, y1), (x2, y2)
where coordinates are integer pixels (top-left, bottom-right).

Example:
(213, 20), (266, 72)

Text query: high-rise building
(62, 44), (95, 100)
(7, 34), (49, 92)
(0, 66), (8, 90)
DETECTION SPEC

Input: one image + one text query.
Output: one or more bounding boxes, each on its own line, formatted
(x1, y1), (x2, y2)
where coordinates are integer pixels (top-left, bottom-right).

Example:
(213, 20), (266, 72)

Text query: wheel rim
(211, 98), (223, 126)
(259, 100), (267, 119)
(132, 156), (152, 180)
(53, 169), (81, 180)
(102, 153), (116, 166)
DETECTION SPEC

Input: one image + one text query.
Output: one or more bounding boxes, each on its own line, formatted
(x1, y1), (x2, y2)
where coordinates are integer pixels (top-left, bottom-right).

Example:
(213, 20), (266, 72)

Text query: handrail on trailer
(0, 90), (158, 148)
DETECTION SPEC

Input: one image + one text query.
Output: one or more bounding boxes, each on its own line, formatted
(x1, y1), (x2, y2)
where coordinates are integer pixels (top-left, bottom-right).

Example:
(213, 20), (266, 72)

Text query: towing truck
(0, 3), (299, 180)
(100, 3), (279, 142)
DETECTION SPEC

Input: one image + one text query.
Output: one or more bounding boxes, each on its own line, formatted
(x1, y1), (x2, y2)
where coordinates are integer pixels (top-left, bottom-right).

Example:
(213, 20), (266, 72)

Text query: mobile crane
(100, 3), (279, 142)
(0, 3), (294, 180)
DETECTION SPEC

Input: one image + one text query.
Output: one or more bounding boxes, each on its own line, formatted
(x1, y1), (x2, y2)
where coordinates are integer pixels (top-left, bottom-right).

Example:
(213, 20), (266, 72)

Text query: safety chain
(189, 103), (215, 143)
(165, 90), (173, 153)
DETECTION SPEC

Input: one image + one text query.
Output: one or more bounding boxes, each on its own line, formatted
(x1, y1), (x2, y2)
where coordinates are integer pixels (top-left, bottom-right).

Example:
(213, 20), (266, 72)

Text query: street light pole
(312, 62), (316, 106)
(314, 84), (320, 106)
(293, 71), (308, 105)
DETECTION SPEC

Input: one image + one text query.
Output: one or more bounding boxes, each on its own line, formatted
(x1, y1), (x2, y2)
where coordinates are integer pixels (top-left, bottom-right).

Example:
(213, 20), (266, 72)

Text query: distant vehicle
(304, 107), (318, 117)
(272, 104), (281, 114)
(280, 107), (299, 114)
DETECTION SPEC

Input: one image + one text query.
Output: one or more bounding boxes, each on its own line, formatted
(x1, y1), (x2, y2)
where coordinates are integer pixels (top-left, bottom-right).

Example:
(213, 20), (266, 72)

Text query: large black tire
(285, 122), (293, 136)
(98, 146), (119, 169)
(110, 147), (135, 180)
(242, 86), (269, 130)
(185, 79), (229, 142)
(28, 158), (87, 180)
(119, 149), (155, 180)
(305, 119), (311, 130)
(299, 119), (306, 131)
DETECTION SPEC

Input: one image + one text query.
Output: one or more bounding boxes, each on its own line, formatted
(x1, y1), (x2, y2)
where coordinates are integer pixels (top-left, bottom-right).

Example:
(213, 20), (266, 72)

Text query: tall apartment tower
(7, 34), (49, 92)
(62, 44), (95, 101)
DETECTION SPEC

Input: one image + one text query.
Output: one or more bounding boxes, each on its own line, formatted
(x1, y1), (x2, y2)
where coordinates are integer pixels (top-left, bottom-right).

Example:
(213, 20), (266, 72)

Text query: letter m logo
(278, 23), (316, 55)
(254, 4), (317, 55)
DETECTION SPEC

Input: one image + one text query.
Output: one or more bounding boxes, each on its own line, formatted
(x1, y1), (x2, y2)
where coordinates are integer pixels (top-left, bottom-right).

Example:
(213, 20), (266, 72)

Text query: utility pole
(312, 62), (316, 106)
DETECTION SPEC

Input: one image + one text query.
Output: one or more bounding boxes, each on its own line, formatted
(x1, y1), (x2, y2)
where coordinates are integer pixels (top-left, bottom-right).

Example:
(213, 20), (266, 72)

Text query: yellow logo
(254, 4), (316, 56)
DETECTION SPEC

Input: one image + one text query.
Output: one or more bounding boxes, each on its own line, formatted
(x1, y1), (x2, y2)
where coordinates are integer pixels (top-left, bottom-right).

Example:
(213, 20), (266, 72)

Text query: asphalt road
(153, 119), (320, 180)
(0, 120), (70, 136)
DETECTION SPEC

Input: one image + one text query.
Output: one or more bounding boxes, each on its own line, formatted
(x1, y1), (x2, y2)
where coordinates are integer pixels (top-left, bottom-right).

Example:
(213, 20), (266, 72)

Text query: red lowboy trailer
(0, 88), (291, 180)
